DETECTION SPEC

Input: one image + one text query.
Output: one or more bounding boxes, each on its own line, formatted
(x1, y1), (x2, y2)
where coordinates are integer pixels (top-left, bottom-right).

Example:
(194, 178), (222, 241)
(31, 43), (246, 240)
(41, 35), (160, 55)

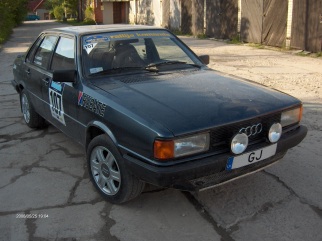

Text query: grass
(315, 52), (322, 58)
(196, 33), (208, 39)
(170, 29), (184, 35)
(247, 43), (265, 49)
(295, 51), (310, 57)
(60, 18), (97, 26)
(227, 35), (242, 45)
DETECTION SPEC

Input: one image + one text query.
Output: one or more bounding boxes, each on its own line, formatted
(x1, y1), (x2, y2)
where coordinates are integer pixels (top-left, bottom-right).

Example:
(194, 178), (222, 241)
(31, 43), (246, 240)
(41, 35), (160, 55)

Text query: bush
(54, 5), (65, 21)
(0, 0), (27, 44)
(82, 18), (96, 25)
(0, 11), (14, 43)
(85, 6), (94, 20)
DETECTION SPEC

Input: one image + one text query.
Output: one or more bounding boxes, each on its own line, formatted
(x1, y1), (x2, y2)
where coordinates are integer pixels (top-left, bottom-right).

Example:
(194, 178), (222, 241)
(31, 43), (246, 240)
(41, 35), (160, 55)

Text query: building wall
(129, 0), (161, 26)
(152, 0), (162, 26)
(129, 1), (136, 23)
(169, 0), (181, 29)
(125, 0), (321, 52)
(36, 8), (48, 20)
(94, 2), (103, 23)
(103, 2), (114, 24)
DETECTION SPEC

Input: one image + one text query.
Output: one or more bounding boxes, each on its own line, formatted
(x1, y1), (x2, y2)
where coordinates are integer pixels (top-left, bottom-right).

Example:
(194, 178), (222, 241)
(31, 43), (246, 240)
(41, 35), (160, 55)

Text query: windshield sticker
(90, 67), (103, 74)
(110, 33), (135, 40)
(84, 35), (110, 44)
(108, 32), (171, 41)
(78, 91), (106, 117)
(49, 81), (66, 125)
(136, 32), (171, 37)
(83, 43), (97, 54)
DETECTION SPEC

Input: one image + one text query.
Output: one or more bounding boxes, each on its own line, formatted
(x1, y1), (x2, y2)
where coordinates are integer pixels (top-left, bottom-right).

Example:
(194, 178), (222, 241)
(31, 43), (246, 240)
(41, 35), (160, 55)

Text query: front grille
(209, 113), (281, 153)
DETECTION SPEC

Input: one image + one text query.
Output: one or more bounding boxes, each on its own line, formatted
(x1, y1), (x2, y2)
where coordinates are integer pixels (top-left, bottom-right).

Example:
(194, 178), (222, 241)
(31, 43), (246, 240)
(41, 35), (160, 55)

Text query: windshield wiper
(88, 67), (146, 76)
(145, 61), (201, 72)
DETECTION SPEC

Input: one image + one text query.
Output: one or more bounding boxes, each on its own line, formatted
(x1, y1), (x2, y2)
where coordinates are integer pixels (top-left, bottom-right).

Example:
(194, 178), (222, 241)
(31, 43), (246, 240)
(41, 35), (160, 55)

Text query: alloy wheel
(90, 146), (121, 195)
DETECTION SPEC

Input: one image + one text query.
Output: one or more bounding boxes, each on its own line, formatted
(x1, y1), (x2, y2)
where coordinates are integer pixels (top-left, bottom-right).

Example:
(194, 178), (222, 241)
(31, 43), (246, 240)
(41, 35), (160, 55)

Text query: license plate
(226, 144), (277, 170)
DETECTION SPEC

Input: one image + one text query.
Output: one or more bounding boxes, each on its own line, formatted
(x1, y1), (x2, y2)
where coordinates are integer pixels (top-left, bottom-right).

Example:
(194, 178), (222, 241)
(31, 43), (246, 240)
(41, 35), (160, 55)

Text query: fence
(130, 0), (322, 52)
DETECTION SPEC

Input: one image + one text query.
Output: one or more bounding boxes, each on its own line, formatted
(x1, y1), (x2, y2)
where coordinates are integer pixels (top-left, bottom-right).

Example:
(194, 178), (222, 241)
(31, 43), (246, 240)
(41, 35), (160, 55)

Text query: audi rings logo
(239, 123), (263, 137)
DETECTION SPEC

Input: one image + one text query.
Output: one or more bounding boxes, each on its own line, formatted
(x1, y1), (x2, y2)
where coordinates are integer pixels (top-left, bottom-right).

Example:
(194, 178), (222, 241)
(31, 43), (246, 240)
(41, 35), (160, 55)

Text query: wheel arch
(85, 121), (118, 151)
(16, 82), (25, 93)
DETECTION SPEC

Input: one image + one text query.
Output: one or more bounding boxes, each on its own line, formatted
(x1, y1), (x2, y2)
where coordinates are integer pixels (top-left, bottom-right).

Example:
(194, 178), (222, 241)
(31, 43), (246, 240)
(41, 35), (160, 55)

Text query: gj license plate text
(226, 144), (277, 170)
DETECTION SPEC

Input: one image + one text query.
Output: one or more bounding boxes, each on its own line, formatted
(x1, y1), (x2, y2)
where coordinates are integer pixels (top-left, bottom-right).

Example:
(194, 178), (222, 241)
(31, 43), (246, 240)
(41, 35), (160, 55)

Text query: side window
(26, 37), (43, 63)
(152, 38), (193, 64)
(51, 37), (75, 70)
(33, 35), (58, 69)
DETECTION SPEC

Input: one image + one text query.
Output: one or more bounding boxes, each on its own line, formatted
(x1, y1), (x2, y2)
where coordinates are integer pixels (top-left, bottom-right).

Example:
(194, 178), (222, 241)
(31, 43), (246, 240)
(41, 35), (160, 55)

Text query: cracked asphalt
(1, 21), (322, 241)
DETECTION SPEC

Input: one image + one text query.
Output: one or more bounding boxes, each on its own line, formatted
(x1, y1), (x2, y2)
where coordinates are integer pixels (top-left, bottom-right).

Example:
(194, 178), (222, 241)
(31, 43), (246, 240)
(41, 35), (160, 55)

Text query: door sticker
(49, 81), (66, 125)
(78, 91), (106, 117)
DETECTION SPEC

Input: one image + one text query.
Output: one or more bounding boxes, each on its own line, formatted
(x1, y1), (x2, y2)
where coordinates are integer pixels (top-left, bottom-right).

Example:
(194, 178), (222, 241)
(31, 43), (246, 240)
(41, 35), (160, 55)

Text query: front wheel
(87, 134), (145, 204)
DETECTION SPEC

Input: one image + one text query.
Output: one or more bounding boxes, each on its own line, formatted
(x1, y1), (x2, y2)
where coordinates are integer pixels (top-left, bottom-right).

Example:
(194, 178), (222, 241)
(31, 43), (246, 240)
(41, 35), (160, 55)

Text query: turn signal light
(299, 105), (303, 122)
(154, 140), (174, 160)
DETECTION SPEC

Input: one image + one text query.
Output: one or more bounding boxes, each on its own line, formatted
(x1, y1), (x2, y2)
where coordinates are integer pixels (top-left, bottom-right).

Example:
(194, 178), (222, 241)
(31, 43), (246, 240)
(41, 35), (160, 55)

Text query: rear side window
(51, 37), (75, 70)
(33, 35), (58, 69)
(26, 37), (43, 63)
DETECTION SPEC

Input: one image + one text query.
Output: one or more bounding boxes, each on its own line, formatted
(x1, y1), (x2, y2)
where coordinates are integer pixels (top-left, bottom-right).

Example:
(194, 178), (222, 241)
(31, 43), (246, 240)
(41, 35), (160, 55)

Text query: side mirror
(198, 55), (210, 65)
(52, 69), (76, 83)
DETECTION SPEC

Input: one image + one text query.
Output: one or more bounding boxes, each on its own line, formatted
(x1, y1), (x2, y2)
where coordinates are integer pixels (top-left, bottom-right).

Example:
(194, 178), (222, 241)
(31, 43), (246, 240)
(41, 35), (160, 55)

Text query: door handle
(42, 77), (50, 86)
(25, 69), (30, 75)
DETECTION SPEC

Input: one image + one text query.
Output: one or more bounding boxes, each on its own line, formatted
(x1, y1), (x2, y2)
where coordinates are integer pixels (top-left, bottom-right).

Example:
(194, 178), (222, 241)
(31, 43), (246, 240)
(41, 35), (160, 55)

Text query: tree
(45, 0), (79, 20)
(64, 0), (78, 18)
(0, 0), (28, 43)
(53, 5), (64, 20)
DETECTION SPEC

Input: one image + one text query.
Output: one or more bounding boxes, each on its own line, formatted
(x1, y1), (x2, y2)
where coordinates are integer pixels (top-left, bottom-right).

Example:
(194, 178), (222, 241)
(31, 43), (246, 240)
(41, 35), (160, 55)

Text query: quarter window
(33, 35), (58, 69)
(51, 37), (75, 70)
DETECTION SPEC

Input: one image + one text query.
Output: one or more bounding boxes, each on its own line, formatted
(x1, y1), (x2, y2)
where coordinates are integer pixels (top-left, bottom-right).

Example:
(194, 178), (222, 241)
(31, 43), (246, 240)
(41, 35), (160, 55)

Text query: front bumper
(123, 125), (307, 191)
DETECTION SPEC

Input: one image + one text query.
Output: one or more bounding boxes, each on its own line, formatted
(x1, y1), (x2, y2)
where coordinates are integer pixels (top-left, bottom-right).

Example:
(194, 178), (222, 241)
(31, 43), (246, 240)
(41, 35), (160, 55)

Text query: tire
(20, 89), (46, 129)
(87, 134), (145, 204)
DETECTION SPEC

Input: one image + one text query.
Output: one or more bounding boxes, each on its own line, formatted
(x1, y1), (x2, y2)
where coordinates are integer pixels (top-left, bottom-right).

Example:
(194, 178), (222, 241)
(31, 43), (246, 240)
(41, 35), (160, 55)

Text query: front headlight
(154, 133), (210, 160)
(281, 106), (303, 127)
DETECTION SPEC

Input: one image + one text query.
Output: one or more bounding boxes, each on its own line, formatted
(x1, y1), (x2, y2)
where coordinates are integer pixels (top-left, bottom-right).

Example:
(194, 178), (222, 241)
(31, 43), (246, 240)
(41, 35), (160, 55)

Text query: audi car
(12, 25), (307, 203)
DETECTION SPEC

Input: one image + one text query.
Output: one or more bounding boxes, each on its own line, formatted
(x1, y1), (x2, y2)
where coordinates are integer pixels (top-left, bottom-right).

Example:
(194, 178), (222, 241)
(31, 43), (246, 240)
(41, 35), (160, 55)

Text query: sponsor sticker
(78, 91), (106, 117)
(135, 32), (171, 37)
(84, 35), (110, 44)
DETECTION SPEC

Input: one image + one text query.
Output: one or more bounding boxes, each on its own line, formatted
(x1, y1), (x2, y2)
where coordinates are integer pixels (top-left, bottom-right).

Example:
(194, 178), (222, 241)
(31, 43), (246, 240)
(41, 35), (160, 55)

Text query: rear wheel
(87, 134), (145, 204)
(20, 90), (46, 129)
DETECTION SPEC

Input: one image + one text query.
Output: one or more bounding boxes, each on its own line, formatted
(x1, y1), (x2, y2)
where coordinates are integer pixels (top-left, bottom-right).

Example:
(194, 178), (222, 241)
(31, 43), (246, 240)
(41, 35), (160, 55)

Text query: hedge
(0, 0), (28, 44)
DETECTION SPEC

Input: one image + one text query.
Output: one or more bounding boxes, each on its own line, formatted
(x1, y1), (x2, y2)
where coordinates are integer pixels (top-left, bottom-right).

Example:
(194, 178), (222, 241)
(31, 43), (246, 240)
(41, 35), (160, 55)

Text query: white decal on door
(49, 86), (66, 125)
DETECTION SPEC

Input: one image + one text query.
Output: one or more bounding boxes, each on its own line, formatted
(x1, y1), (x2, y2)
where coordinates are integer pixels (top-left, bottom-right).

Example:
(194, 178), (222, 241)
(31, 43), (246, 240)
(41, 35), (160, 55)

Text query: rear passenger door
(24, 35), (58, 116)
(42, 35), (82, 142)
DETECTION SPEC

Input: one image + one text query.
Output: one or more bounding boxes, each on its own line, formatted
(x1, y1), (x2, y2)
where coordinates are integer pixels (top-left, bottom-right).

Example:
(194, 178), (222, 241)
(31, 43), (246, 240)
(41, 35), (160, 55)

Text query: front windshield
(81, 30), (201, 76)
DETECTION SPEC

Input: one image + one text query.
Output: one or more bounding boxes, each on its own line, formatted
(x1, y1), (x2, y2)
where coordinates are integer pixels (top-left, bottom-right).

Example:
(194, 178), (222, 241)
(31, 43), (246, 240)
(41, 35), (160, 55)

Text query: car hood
(93, 69), (300, 136)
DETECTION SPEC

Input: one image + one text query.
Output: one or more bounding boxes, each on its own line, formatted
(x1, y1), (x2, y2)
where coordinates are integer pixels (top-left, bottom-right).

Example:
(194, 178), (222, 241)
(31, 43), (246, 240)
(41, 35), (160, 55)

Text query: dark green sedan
(12, 25), (307, 203)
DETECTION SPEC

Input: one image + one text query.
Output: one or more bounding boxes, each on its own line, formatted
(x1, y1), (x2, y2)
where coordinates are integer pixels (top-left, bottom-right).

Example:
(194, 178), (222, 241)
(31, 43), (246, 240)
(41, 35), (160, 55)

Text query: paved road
(0, 21), (321, 241)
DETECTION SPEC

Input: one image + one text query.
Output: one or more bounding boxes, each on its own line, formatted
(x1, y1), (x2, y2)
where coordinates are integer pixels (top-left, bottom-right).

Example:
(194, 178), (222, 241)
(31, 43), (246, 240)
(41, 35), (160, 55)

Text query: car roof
(45, 24), (165, 36)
